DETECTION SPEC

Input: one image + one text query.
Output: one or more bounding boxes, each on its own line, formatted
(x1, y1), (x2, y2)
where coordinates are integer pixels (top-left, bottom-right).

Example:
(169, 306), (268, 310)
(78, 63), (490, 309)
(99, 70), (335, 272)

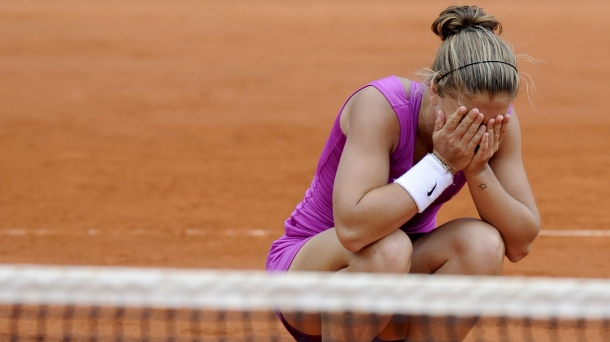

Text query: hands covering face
(431, 106), (511, 175)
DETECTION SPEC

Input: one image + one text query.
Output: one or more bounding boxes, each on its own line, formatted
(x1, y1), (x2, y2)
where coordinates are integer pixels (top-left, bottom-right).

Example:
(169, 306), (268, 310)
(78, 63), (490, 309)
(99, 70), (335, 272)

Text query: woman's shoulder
(355, 76), (415, 102)
(395, 77), (413, 89)
(339, 79), (400, 140)
(343, 76), (417, 119)
(395, 77), (419, 97)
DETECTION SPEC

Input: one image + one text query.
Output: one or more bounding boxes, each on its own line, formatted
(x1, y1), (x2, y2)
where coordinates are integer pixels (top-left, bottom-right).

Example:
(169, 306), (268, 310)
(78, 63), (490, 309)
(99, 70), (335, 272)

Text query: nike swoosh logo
(427, 182), (437, 196)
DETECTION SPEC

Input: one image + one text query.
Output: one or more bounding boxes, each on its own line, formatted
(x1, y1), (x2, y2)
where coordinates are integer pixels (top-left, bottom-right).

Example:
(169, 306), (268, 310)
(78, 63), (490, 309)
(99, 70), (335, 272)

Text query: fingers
(433, 110), (446, 134)
(493, 115), (504, 153)
(443, 106), (468, 131)
(485, 118), (496, 152)
(433, 106), (510, 172)
(478, 132), (490, 156)
(460, 113), (508, 156)
(453, 108), (482, 137)
(463, 131), (489, 175)
(460, 111), (484, 144)
(494, 115), (503, 143)
(498, 113), (511, 143)
(463, 112), (510, 175)
(470, 114), (504, 164)
(467, 124), (486, 153)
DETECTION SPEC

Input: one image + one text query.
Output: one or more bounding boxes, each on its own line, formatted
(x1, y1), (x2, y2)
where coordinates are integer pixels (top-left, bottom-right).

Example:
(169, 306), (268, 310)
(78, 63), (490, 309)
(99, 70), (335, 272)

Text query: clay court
(1, 0), (610, 322)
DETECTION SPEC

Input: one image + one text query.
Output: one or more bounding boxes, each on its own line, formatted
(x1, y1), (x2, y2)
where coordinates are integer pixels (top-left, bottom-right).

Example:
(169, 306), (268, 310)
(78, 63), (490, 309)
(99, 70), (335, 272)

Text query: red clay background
(1, 0), (609, 278)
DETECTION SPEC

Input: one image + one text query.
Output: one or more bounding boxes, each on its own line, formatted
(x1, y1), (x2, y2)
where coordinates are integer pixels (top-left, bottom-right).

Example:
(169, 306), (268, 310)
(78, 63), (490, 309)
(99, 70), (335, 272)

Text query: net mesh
(0, 265), (609, 341)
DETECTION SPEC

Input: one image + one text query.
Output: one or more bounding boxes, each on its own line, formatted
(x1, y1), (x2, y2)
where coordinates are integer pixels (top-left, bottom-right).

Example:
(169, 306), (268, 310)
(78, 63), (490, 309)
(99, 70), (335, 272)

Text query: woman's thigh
(378, 218), (505, 341)
(283, 228), (412, 337)
(289, 227), (413, 273)
(288, 228), (353, 273)
(409, 217), (505, 275)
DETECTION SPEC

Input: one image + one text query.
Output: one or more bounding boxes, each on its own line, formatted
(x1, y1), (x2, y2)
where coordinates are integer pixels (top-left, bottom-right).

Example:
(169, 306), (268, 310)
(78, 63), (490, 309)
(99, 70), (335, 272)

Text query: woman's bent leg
(378, 218), (505, 342)
(281, 228), (413, 341)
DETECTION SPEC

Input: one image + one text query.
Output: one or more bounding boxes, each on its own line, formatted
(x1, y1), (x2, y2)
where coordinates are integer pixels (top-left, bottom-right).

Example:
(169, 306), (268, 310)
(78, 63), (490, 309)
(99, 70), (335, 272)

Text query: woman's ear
(429, 80), (440, 106)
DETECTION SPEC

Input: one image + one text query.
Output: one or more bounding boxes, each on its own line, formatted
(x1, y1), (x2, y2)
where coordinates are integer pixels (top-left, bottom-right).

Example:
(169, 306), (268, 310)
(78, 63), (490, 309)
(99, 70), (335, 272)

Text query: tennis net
(0, 265), (609, 341)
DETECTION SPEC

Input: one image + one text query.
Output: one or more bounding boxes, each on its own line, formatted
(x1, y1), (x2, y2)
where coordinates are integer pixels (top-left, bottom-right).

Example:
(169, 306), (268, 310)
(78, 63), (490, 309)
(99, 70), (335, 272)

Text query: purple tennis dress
(266, 76), (468, 274)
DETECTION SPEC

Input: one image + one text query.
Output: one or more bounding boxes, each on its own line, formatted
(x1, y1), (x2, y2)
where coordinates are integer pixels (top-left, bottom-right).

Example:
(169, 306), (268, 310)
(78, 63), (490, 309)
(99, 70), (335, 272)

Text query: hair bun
(432, 5), (502, 41)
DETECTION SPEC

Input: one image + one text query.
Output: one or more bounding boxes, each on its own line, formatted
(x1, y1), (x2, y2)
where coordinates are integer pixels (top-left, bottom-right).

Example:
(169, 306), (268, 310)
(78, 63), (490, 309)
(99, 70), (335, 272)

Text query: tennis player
(266, 5), (540, 342)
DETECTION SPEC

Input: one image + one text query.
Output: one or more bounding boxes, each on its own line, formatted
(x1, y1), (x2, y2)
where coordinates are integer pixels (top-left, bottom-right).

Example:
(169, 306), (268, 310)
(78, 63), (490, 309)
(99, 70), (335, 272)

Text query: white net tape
(0, 265), (609, 320)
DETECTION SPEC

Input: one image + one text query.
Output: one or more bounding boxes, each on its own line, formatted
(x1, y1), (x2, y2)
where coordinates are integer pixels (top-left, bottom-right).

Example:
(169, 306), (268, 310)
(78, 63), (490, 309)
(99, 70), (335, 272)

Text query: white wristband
(394, 154), (454, 213)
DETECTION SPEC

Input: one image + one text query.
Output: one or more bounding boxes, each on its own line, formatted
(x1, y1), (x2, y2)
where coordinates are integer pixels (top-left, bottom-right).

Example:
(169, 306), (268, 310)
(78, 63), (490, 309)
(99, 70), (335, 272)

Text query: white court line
(538, 230), (610, 237)
(0, 229), (608, 237)
(0, 228), (278, 237)
(248, 229), (270, 236)
(184, 228), (207, 236)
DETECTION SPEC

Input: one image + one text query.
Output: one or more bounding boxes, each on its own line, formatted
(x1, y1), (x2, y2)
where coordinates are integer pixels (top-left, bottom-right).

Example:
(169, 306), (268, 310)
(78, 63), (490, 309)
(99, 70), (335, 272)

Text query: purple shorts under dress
(270, 233), (425, 342)
(279, 312), (406, 342)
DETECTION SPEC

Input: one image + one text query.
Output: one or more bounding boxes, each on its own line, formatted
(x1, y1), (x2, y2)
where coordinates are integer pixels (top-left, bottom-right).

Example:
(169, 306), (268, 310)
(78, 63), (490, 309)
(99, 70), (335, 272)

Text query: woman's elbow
(335, 208), (370, 252)
(335, 224), (366, 253)
(334, 207), (368, 252)
(505, 244), (532, 263)
(505, 224), (540, 263)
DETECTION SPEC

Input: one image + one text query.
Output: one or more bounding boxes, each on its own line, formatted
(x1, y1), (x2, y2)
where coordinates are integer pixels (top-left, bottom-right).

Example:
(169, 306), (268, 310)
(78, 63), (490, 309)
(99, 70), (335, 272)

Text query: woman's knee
(451, 218), (505, 273)
(352, 230), (412, 274)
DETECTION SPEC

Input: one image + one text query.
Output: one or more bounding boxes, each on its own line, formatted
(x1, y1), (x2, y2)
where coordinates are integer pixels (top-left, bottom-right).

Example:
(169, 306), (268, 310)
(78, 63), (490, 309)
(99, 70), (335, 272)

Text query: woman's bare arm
(333, 86), (419, 253)
(465, 111), (541, 262)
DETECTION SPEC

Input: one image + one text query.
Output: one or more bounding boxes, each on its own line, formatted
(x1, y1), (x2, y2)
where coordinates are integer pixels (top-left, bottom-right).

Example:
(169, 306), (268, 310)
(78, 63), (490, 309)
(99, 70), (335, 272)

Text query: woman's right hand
(431, 106), (486, 172)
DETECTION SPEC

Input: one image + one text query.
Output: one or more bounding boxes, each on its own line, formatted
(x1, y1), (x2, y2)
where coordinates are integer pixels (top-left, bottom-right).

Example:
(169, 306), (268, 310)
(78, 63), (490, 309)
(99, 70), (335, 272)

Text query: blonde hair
(422, 6), (520, 99)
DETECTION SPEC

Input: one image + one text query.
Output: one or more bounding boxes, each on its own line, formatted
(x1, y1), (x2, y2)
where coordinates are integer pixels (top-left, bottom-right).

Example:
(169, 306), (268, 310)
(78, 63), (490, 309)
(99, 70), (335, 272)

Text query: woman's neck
(417, 87), (435, 151)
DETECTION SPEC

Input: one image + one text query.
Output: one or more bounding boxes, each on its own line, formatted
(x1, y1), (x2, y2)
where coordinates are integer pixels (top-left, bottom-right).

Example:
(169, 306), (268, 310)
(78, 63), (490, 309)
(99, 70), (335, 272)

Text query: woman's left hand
(463, 113), (511, 176)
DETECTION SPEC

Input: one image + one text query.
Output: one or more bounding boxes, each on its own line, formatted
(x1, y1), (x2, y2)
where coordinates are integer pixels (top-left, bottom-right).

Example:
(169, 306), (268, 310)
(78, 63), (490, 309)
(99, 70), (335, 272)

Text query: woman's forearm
(334, 183), (419, 253)
(465, 165), (540, 262)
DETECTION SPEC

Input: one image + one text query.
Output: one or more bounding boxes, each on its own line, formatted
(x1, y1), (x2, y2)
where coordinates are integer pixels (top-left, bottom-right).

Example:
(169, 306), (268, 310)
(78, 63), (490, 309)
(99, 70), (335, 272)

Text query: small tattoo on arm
(479, 183), (487, 190)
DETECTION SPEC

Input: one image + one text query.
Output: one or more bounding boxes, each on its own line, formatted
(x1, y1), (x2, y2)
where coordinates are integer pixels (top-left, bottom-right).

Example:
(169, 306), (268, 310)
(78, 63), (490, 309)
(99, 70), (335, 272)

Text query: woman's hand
(432, 106), (487, 172)
(463, 113), (511, 176)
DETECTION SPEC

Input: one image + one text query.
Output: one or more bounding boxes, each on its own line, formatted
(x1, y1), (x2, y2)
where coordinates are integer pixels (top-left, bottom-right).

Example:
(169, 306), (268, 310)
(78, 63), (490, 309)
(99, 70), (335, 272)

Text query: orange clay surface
(1, 0), (610, 280)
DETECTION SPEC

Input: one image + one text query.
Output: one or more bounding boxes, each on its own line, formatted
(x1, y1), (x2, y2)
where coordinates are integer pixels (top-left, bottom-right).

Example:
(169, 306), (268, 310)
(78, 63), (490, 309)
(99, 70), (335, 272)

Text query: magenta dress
(266, 76), (467, 273)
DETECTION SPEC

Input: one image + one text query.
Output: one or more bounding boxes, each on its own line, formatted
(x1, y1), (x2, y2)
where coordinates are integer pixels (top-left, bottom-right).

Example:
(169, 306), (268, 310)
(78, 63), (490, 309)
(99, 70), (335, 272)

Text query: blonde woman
(266, 5), (540, 342)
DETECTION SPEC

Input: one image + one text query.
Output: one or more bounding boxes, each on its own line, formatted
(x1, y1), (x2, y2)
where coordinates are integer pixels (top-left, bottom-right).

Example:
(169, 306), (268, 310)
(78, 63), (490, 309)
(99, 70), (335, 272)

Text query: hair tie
(437, 60), (517, 82)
